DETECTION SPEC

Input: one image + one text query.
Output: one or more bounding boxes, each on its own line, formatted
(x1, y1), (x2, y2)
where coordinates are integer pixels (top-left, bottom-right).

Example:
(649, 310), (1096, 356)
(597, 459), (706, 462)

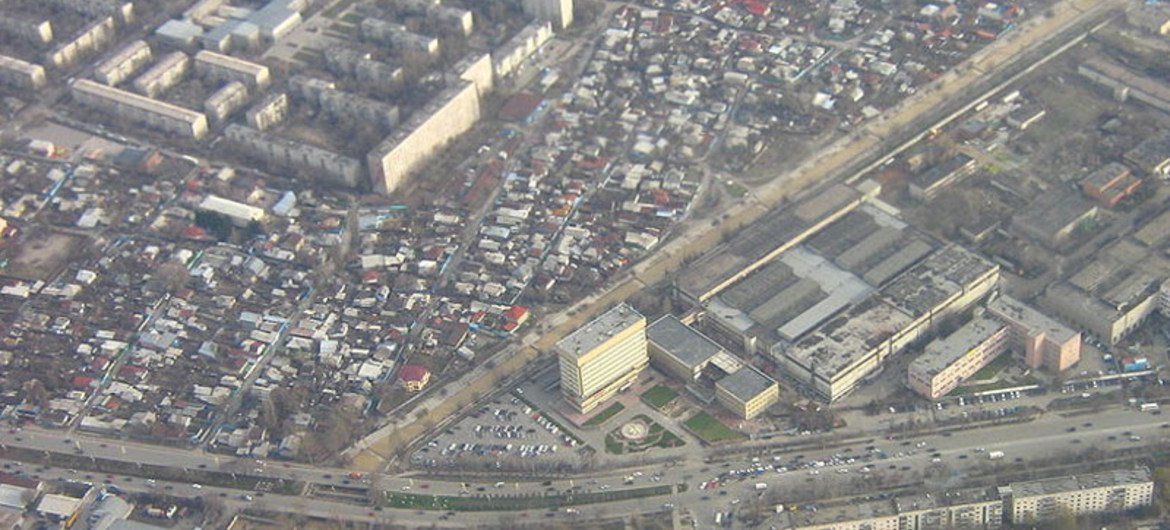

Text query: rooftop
(783, 298), (913, 379)
(556, 303), (644, 358)
(646, 315), (724, 368)
(987, 295), (1077, 344)
(716, 365), (776, 402)
(910, 316), (1006, 377)
(881, 244), (998, 317)
(675, 184), (862, 301)
(1011, 190), (1098, 245)
(1009, 467), (1151, 498)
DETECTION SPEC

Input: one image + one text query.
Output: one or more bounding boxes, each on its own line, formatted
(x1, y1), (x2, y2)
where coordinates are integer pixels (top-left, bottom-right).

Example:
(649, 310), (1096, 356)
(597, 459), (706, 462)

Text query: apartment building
(194, 50), (270, 89)
(0, 55), (47, 90)
(557, 304), (647, 414)
(94, 40), (152, 86)
(1006, 468), (1153, 525)
(71, 79), (208, 140)
(131, 51), (190, 98)
(245, 92), (289, 131)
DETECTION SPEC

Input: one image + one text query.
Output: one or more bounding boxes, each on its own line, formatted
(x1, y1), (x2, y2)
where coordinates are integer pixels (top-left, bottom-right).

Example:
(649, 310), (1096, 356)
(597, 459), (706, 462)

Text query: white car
(191, 484), (203, 489)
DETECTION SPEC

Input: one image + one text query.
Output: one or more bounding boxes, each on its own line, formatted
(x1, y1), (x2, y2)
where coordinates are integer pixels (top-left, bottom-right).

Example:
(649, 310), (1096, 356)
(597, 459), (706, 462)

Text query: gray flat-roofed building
(863, 238), (935, 286)
(835, 226), (901, 271)
(908, 316), (1008, 399)
(675, 184), (865, 304)
(777, 244), (999, 402)
(1006, 468), (1153, 525)
(646, 316), (725, 381)
(715, 366), (779, 419)
(360, 18), (439, 57)
(224, 124), (362, 187)
(910, 153), (977, 200)
(155, 19), (203, 48)
(1011, 190), (1099, 248)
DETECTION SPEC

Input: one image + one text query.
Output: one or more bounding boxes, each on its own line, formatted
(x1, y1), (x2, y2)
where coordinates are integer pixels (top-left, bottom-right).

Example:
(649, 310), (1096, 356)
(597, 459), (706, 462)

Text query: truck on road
(988, 451), (1005, 460)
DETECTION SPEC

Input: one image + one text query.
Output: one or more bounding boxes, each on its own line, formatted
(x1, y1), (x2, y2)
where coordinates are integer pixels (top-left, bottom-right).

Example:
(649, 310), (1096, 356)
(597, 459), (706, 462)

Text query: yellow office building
(557, 303), (648, 414)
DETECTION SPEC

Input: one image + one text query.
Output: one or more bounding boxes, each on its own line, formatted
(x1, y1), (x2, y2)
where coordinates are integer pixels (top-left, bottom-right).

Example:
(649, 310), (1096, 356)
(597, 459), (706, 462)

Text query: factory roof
(675, 184), (862, 301)
(881, 244), (998, 317)
(556, 303), (644, 358)
(646, 315), (724, 369)
(783, 298), (914, 380)
(716, 365), (777, 402)
(1011, 190), (1098, 245)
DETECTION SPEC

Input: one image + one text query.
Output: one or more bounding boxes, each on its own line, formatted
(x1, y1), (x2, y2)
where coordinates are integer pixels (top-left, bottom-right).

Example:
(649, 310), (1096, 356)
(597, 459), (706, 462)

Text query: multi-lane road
(2, 401), (1167, 526)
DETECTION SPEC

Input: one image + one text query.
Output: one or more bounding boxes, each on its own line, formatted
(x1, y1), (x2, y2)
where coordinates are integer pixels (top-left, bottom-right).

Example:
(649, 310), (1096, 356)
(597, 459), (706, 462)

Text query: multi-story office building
(908, 316), (1008, 400)
(1005, 468), (1153, 525)
(987, 295), (1080, 372)
(715, 366), (779, 419)
(557, 303), (647, 414)
(70, 79), (208, 140)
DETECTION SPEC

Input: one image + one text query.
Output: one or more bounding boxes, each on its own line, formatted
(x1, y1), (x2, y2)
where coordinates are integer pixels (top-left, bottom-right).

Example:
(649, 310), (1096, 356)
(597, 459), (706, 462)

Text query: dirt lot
(2, 229), (89, 281)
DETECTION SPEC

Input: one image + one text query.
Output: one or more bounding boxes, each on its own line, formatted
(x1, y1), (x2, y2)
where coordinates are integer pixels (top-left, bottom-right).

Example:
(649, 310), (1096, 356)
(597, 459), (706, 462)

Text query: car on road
(191, 484), (202, 489)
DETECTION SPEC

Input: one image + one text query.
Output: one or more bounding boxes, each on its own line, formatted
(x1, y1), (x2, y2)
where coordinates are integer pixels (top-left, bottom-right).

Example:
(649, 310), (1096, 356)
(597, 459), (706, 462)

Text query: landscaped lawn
(967, 353), (1013, 382)
(583, 402), (625, 427)
(640, 384), (679, 409)
(604, 414), (685, 454)
(684, 412), (744, 444)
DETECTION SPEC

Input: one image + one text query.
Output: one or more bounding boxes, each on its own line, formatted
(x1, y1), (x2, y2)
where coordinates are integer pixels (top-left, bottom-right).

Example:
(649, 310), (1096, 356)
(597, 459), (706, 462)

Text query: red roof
(504, 305), (529, 321)
(499, 93), (543, 122)
(72, 375), (96, 388)
(399, 365), (430, 383)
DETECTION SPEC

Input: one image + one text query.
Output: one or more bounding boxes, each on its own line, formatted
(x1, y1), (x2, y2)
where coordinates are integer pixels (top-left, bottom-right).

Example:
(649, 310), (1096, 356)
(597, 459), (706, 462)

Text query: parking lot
(411, 396), (584, 470)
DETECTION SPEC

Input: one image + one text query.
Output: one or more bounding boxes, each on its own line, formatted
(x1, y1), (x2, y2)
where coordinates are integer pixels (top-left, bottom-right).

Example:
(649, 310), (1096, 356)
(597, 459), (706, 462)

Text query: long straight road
(2, 401), (1167, 527)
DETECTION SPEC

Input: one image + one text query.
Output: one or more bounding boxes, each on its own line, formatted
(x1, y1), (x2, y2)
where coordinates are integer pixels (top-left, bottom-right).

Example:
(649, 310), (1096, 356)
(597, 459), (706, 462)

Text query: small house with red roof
(399, 365), (431, 392)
